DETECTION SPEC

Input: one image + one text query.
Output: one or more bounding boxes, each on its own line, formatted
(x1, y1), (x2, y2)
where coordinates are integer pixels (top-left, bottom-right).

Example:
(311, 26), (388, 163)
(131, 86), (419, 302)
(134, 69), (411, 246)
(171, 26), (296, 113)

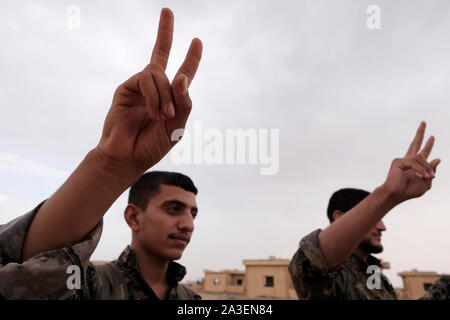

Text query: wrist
(374, 184), (401, 212)
(87, 147), (142, 190)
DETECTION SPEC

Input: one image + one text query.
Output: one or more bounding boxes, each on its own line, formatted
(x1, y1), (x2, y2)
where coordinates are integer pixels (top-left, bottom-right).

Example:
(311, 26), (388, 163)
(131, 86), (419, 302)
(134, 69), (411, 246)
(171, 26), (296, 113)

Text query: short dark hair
(128, 171), (198, 211)
(327, 188), (370, 223)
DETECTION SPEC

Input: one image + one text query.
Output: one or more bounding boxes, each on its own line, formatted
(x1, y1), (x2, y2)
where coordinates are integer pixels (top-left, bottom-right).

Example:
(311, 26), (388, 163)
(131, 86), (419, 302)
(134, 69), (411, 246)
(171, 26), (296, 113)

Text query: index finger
(405, 121), (426, 156)
(150, 8), (174, 70)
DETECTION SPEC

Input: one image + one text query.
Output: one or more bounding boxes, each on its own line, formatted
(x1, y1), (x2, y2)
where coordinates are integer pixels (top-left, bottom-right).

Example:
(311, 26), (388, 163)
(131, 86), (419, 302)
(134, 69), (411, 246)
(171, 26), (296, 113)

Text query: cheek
(139, 216), (159, 237)
(140, 216), (172, 238)
(139, 224), (156, 241)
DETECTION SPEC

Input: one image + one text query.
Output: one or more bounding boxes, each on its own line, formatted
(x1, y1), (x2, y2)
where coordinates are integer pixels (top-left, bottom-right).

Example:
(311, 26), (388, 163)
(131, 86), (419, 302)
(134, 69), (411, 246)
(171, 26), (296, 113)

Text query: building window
(265, 276), (274, 287)
(236, 279), (243, 286)
(213, 278), (220, 285)
(423, 283), (432, 291)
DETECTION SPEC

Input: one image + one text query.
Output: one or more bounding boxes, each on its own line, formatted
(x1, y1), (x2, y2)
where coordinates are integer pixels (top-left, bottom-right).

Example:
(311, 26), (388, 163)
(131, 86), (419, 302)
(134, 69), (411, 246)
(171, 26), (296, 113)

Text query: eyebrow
(162, 199), (198, 215)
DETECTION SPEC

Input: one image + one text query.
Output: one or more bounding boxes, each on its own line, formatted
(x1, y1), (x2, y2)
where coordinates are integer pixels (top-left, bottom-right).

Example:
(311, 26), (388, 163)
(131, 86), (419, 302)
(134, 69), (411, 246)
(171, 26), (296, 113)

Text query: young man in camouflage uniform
(0, 8), (203, 300)
(289, 122), (441, 300)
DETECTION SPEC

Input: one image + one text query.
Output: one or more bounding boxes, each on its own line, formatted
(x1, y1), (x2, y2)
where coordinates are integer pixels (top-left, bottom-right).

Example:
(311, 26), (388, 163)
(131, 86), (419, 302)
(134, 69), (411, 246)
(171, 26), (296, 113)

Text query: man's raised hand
(96, 8), (202, 177)
(383, 121), (441, 204)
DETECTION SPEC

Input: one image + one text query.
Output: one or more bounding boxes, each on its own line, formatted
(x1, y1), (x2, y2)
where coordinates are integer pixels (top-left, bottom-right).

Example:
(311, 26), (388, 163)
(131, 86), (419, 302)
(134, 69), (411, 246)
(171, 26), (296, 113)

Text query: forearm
(21, 147), (141, 260)
(318, 185), (398, 268)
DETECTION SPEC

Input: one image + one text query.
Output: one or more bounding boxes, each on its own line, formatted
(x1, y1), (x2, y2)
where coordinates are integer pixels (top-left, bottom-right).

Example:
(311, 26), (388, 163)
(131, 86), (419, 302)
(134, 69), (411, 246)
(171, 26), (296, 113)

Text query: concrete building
(203, 269), (245, 294)
(243, 256), (297, 299)
(198, 256), (297, 300)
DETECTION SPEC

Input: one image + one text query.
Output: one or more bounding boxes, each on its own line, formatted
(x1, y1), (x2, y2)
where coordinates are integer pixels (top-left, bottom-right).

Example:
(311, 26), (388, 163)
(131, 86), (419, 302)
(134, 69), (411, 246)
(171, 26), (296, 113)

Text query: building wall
(227, 285), (245, 294)
(204, 273), (229, 292)
(244, 265), (294, 299)
(230, 274), (245, 286)
(203, 272), (245, 293)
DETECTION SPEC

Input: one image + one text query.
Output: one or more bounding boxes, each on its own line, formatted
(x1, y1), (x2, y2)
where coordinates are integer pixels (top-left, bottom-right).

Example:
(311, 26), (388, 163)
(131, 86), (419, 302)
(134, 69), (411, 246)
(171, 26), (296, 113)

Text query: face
(132, 184), (198, 261)
(358, 220), (386, 254)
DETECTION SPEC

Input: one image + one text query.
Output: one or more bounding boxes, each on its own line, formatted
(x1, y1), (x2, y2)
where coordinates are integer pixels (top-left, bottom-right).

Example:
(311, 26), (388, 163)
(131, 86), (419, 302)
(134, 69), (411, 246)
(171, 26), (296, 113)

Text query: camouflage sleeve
(288, 229), (337, 300)
(419, 276), (450, 300)
(0, 201), (103, 300)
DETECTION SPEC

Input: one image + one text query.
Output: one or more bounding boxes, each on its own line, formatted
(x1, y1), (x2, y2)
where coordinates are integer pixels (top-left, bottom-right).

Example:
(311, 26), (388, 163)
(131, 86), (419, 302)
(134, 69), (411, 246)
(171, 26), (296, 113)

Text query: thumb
(167, 74), (192, 144)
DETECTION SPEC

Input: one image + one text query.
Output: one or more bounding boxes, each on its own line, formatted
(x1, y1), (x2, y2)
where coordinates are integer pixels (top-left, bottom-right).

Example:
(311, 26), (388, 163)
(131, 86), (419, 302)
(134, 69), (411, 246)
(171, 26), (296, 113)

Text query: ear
(124, 204), (142, 232)
(332, 210), (344, 222)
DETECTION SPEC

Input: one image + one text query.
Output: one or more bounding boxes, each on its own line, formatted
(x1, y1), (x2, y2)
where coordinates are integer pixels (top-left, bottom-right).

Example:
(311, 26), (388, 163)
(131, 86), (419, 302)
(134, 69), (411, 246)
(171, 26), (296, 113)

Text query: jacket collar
(118, 245), (186, 287)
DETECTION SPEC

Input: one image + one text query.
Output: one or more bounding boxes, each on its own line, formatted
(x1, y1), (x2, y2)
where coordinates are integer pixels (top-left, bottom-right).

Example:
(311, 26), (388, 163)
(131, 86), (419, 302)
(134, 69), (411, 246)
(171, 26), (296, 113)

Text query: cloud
(0, 153), (69, 178)
(0, 194), (7, 202)
(0, 193), (37, 223)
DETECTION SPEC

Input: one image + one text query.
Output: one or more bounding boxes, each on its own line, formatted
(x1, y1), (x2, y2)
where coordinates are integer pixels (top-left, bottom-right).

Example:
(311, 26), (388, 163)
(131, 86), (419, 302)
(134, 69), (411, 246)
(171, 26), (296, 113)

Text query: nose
(178, 210), (194, 233)
(376, 220), (386, 231)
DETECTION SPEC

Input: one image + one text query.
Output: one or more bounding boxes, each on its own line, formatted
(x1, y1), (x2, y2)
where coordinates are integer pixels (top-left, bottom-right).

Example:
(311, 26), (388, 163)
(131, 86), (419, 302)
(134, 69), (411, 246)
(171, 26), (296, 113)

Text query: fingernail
(415, 172), (423, 178)
(168, 101), (175, 118)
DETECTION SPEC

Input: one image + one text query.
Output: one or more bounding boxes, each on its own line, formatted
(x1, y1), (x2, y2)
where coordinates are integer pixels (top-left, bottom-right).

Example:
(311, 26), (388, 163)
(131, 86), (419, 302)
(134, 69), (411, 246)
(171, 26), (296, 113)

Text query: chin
(370, 244), (383, 254)
(359, 239), (383, 254)
(166, 250), (184, 261)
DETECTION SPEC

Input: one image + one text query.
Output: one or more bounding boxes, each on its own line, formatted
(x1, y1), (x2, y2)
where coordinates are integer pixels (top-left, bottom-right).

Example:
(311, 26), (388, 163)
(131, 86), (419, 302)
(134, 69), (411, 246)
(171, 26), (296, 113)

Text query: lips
(169, 233), (190, 244)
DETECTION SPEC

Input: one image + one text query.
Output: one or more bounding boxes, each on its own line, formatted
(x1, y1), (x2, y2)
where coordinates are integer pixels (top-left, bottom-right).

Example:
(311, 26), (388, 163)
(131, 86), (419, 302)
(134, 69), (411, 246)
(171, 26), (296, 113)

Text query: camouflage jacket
(420, 275), (450, 300)
(0, 202), (201, 300)
(289, 229), (397, 300)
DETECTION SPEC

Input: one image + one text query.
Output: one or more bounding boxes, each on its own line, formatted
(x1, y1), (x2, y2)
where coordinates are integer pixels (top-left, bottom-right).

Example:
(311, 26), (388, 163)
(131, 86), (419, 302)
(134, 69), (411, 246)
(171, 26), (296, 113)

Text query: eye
(167, 206), (180, 214)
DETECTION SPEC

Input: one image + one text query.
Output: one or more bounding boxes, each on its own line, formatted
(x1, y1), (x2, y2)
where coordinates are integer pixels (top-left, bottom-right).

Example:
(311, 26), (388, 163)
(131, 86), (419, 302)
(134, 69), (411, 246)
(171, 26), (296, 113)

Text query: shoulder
(176, 284), (202, 300)
(289, 229), (329, 276)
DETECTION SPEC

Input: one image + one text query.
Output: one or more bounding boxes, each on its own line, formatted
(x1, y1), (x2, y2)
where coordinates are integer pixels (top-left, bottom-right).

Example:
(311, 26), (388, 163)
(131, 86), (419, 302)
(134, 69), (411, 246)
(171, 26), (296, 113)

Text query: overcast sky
(1, 0), (449, 289)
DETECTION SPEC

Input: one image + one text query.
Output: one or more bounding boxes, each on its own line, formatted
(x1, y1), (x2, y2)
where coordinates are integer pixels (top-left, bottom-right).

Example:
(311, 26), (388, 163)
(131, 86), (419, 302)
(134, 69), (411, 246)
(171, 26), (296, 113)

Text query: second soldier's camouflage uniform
(289, 229), (397, 300)
(420, 276), (450, 300)
(0, 202), (200, 300)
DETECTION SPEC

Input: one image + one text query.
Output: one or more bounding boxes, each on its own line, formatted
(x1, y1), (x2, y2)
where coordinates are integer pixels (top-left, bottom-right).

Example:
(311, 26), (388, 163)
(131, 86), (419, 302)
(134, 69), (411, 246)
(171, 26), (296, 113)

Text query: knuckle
(148, 67), (171, 87)
(148, 62), (165, 73)
(416, 154), (426, 161)
(140, 70), (153, 83)
(160, 85), (173, 99)
(114, 85), (123, 97)
(153, 48), (169, 61)
(183, 97), (193, 111)
(178, 66), (194, 79)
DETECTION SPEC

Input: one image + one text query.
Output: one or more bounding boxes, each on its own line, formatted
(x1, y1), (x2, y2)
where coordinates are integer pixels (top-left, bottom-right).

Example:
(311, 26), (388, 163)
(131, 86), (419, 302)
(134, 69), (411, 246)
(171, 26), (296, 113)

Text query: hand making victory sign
(382, 121), (441, 204)
(21, 8), (202, 260)
(318, 121), (441, 269)
(98, 8), (203, 175)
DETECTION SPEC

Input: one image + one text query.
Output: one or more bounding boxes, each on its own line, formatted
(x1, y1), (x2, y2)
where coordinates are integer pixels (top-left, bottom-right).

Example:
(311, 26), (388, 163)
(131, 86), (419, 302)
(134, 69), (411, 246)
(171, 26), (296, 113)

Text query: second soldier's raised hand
(382, 121), (441, 205)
